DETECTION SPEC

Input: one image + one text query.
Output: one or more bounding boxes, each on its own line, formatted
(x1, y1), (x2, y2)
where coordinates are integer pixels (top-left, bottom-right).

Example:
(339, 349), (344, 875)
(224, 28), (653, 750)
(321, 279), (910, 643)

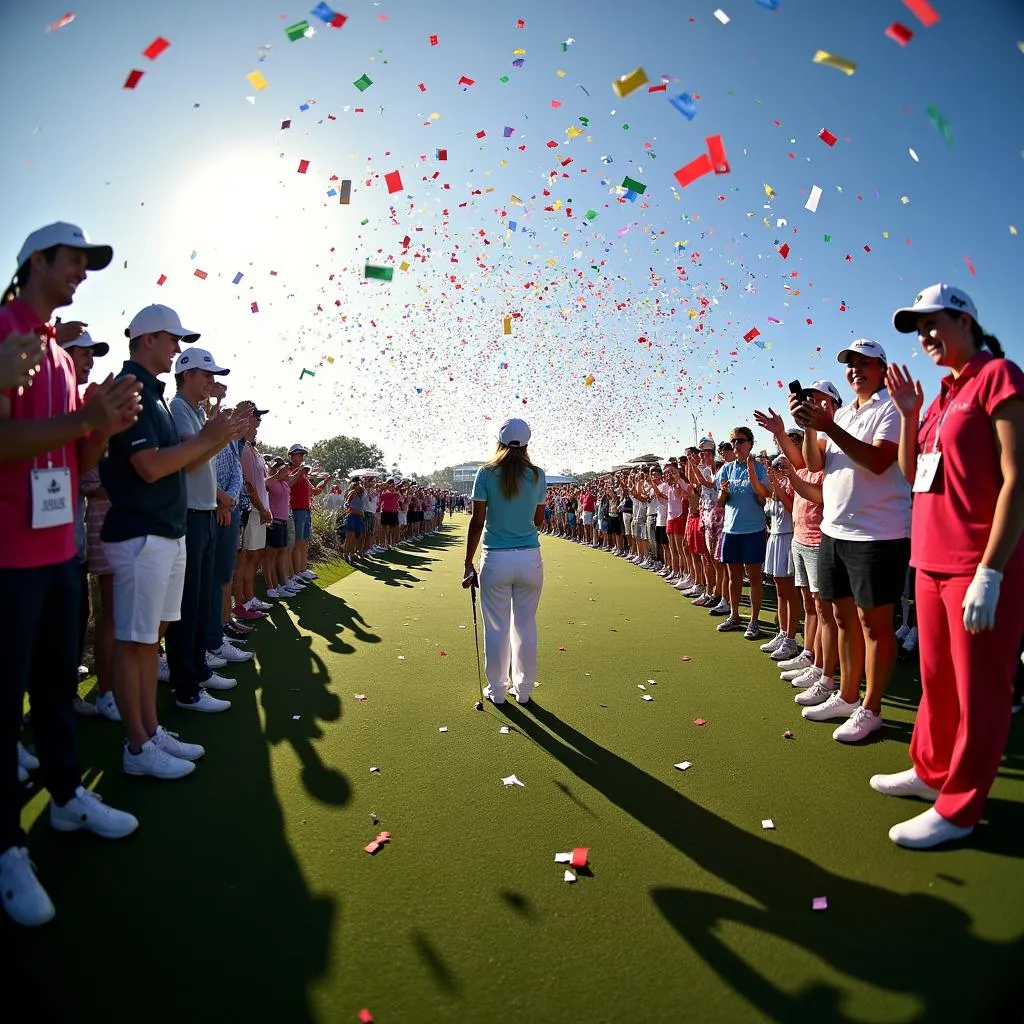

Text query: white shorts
(764, 532), (794, 578)
(242, 512), (267, 551)
(104, 535), (186, 644)
(582, 511), (594, 525)
(398, 511), (408, 526)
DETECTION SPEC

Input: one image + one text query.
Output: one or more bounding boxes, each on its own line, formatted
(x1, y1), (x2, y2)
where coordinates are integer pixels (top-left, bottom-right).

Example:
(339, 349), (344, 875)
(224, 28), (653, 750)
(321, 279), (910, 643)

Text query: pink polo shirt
(0, 299), (80, 569)
(793, 468), (825, 546)
(912, 352), (1024, 575)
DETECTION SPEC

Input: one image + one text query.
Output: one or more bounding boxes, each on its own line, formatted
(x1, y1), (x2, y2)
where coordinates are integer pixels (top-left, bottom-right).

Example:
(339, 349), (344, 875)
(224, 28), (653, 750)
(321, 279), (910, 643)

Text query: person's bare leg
(112, 640), (146, 751)
(775, 577), (798, 638)
(858, 604), (898, 715)
(141, 631), (162, 738)
(297, 538), (309, 573)
(716, 561), (727, 599)
(727, 564), (743, 618)
(832, 596), (865, 703)
(96, 574), (115, 696)
(800, 586), (818, 655)
(746, 563), (763, 625)
(816, 595), (840, 677)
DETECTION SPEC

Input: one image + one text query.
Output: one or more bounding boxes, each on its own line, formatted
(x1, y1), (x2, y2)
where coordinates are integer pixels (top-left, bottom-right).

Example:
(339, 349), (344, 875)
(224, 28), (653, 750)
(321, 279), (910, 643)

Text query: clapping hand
(790, 391), (834, 432)
(0, 332), (47, 391)
(753, 407), (785, 437)
(82, 374), (143, 434)
(885, 364), (924, 419)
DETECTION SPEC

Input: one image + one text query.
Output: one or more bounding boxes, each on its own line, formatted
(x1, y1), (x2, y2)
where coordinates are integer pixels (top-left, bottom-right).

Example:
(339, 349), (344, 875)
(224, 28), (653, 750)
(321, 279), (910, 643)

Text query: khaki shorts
(242, 512), (267, 551)
(104, 534), (186, 644)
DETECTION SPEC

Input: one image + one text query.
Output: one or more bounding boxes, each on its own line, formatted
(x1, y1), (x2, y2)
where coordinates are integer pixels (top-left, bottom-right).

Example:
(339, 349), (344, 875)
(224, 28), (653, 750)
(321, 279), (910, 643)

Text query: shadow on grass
(9, 661), (336, 1023)
(497, 701), (1024, 1023)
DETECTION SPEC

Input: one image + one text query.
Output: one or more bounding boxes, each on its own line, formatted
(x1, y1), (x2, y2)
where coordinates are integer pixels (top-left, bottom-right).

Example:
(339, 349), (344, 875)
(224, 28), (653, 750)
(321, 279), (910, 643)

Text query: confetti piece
(669, 92), (698, 120)
(813, 896), (828, 911)
(364, 831), (391, 854)
(611, 66), (648, 98)
(564, 870), (577, 883)
(354, 73), (373, 92)
(501, 774), (525, 787)
(571, 847), (589, 867)
(232, 272), (243, 285)
(674, 761), (692, 771)
(777, 243), (790, 259)
(156, 274), (166, 286)
(340, 179), (352, 204)
(902, 0), (940, 27)
(713, 9), (730, 24)
(694, 718), (707, 727)
(621, 175), (646, 195)
(246, 70), (268, 91)
(438, 726), (448, 733)
(674, 153), (714, 188)
(812, 50), (857, 75)
(142, 37), (170, 60)
(299, 368), (315, 379)
(123, 69), (144, 90)
(783, 730), (794, 739)
(909, 148), (919, 162)
(805, 184), (823, 212)
(285, 20), (310, 41)
(385, 170), (403, 193)
(297, 159), (310, 174)
(193, 269), (207, 280)
(359, 1010), (374, 1023)
(926, 104), (953, 145)
(250, 302), (259, 313)
(818, 128), (838, 147)
(744, 327), (760, 342)
(757, 0), (781, 8)
(886, 22), (914, 45)
(762, 819), (775, 830)
(458, 75), (475, 87)
(706, 134), (729, 174)
(365, 264), (393, 282)
(964, 256), (976, 276)
(429, 34), (439, 45)
(503, 317), (512, 335)
(45, 12), (75, 32)
(641, 694), (654, 702)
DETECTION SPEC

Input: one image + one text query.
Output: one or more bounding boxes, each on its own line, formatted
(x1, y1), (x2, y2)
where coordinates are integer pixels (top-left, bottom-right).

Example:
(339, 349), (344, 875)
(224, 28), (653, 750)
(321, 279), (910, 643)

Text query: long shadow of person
(498, 702), (1024, 1023)
(9, 660), (336, 1023)
(292, 589), (381, 657)
(256, 607), (352, 806)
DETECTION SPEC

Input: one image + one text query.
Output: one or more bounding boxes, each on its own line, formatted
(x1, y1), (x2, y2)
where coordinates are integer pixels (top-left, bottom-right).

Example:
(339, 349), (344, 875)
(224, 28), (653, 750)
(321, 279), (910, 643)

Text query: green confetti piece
(360, 218), (369, 226)
(364, 264), (393, 282)
(354, 73), (373, 92)
(622, 123), (630, 130)
(499, 75), (510, 83)
(824, 234), (832, 242)
(299, 367), (315, 379)
(285, 20), (309, 41)
(579, 116), (589, 126)
(926, 104), (953, 146)
(585, 210), (598, 220)
(622, 176), (646, 194)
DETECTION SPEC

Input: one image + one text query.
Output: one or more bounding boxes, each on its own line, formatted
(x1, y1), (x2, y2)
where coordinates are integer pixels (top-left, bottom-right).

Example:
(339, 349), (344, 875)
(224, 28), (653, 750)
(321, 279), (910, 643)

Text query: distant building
(453, 461), (485, 492)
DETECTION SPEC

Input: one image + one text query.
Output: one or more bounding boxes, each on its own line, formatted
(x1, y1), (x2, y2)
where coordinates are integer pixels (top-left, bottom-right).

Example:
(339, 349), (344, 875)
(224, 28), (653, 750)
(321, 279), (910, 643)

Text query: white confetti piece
(674, 761), (692, 771)
(564, 870), (577, 883)
(501, 774), (525, 787)
(762, 819), (775, 830)
(805, 185), (822, 213)
(909, 148), (919, 162)
(641, 694), (654, 702)
(439, 726), (448, 733)
(714, 8), (730, 24)
(554, 852), (573, 863)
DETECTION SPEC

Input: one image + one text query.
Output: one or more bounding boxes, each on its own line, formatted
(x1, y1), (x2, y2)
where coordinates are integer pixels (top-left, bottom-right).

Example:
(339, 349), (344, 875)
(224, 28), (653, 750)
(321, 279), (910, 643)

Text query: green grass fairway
(11, 521), (1024, 1023)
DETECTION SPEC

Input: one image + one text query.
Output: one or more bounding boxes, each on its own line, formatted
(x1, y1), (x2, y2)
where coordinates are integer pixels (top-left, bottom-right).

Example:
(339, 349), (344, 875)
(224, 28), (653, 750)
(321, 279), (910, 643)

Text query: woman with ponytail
(875, 285), (1024, 848)
(463, 419), (547, 704)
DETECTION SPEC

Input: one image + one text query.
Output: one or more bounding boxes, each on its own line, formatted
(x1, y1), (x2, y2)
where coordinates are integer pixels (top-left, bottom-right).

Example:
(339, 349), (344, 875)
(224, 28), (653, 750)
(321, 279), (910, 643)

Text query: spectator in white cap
(0, 222), (143, 928)
(463, 418), (547, 705)
(789, 341), (912, 744)
(100, 309), (247, 784)
(873, 285), (1024, 848)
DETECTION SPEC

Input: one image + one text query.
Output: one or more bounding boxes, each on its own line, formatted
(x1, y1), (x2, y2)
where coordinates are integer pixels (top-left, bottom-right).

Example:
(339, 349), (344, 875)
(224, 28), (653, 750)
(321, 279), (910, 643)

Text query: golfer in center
(464, 418), (547, 704)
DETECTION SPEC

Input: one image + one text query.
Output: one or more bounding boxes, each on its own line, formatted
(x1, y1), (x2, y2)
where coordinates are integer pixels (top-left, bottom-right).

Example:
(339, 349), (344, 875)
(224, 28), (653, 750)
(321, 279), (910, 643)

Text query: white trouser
(478, 547), (544, 701)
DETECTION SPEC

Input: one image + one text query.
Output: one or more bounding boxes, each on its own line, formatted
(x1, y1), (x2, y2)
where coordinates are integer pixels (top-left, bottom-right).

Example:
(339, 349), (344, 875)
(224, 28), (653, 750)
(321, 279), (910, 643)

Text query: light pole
(691, 413), (699, 447)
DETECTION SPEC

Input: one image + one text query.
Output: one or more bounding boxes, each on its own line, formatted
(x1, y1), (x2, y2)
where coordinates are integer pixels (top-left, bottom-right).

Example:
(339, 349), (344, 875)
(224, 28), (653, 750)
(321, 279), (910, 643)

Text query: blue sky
(2, 0), (1022, 474)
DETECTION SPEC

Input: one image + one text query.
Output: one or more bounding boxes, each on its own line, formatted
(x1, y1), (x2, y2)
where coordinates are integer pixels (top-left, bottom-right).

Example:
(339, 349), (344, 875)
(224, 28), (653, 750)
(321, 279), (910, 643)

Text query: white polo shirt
(821, 391), (911, 542)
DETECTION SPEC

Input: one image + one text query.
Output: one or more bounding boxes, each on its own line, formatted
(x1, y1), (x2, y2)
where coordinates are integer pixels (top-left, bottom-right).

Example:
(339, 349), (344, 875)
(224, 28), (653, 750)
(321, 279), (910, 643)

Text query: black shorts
(655, 525), (669, 547)
(267, 520), (288, 548)
(410, 510), (423, 524)
(606, 516), (623, 535)
(380, 511), (399, 526)
(818, 535), (910, 609)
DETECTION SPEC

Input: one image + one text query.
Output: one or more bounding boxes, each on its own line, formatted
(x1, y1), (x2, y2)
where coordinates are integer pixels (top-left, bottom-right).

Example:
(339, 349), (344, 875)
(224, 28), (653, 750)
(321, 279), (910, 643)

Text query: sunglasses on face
(730, 438), (751, 446)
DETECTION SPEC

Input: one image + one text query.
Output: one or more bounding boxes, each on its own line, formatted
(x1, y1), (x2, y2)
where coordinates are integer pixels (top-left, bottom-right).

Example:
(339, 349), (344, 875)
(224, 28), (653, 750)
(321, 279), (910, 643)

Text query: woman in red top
(877, 285), (1024, 849)
(379, 478), (401, 549)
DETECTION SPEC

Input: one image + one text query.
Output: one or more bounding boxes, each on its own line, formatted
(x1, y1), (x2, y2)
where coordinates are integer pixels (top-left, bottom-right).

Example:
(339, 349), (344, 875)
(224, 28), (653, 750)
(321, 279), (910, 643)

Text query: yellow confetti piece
(883, 231), (890, 238)
(1010, 226), (1018, 235)
(510, 194), (522, 205)
(400, 261), (410, 271)
(246, 70), (269, 91)
(326, 356), (334, 364)
(611, 66), (648, 98)
(503, 317), (512, 335)
(764, 183), (776, 198)
(566, 125), (582, 139)
(513, 48), (526, 56)
(556, 69), (566, 78)
(812, 50), (857, 75)
(429, 112), (440, 120)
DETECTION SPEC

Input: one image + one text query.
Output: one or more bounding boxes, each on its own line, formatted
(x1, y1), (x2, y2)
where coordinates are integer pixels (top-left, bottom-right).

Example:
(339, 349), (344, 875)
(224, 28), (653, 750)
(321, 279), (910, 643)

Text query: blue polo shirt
(100, 360), (187, 542)
(714, 460), (769, 535)
(472, 463), (547, 550)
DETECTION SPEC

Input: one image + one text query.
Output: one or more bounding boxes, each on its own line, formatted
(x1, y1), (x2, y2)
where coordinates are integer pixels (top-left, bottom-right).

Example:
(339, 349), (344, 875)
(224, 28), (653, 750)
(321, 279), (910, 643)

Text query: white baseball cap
(173, 347), (228, 375)
(60, 330), (109, 357)
(288, 443), (308, 455)
(808, 380), (843, 406)
(836, 339), (887, 365)
(16, 222), (112, 271)
(126, 304), (200, 343)
(498, 417), (531, 447)
(892, 284), (978, 334)
(698, 437), (715, 451)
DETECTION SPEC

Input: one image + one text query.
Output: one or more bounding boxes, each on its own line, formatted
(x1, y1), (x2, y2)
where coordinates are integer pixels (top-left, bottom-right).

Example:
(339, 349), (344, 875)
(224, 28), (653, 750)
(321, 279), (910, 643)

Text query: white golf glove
(962, 565), (1002, 634)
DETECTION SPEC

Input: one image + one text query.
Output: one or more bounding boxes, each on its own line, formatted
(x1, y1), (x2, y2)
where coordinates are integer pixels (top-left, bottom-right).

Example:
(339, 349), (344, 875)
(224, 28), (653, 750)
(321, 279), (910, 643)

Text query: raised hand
(54, 320), (88, 345)
(753, 407), (785, 436)
(791, 392), (834, 432)
(82, 374), (143, 433)
(885, 364), (925, 419)
(0, 332), (47, 391)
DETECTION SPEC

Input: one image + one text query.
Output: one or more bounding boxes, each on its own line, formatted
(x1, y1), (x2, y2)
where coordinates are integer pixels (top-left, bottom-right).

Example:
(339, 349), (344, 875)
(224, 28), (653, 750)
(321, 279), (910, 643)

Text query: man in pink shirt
(0, 222), (144, 927)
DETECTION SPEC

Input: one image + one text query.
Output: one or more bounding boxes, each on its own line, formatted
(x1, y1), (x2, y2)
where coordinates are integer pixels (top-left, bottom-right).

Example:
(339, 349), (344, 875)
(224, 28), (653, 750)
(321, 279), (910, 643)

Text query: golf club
(466, 568), (485, 708)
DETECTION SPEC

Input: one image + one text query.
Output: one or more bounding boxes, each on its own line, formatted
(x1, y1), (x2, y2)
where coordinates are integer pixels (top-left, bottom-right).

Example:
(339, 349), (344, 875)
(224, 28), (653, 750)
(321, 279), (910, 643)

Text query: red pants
(910, 569), (1024, 827)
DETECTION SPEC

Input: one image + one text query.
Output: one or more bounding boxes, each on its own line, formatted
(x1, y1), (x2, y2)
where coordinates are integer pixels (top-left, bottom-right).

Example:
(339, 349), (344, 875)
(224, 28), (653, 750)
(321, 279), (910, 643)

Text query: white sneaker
(151, 725), (205, 761)
(781, 662), (818, 682)
(203, 671), (237, 691)
(759, 630), (785, 653)
(711, 598), (731, 614)
(888, 807), (973, 849)
(794, 677), (836, 706)
(789, 665), (822, 688)
(288, 577), (307, 589)
(17, 743), (39, 772)
(869, 768), (939, 801)
(157, 655), (170, 682)
(901, 626), (918, 652)
(266, 588), (281, 600)
(777, 651), (813, 673)
(205, 651), (228, 669)
(210, 642), (253, 664)
(123, 739), (195, 779)
(801, 691), (860, 722)
(95, 692), (122, 722)
(683, 587), (704, 600)
(673, 578), (689, 590)
(0, 847), (55, 927)
(301, 570), (317, 580)
(280, 585), (301, 597)
(175, 689), (231, 713)
(894, 623), (910, 641)
(770, 638), (801, 662)
(250, 598), (273, 611)
(50, 787), (139, 839)
(833, 706), (883, 743)
(72, 695), (99, 716)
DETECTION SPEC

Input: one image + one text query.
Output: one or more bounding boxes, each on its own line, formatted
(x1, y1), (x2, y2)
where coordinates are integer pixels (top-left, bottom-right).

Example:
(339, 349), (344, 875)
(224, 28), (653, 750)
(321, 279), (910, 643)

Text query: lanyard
(31, 339), (66, 473)
(927, 393), (957, 455)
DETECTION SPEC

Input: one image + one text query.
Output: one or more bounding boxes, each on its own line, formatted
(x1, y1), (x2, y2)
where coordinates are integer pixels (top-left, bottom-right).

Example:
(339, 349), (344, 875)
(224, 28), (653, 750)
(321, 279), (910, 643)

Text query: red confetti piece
(778, 244), (790, 259)
(674, 153), (714, 188)
(694, 718), (707, 727)
(705, 134), (729, 174)
(744, 327), (760, 342)
(818, 128), (837, 147)
(123, 69), (144, 90)
(142, 37), (170, 60)
(647, 83), (668, 93)
(193, 269), (208, 280)
(570, 847), (589, 868)
(156, 274), (167, 286)
(438, 650), (447, 656)
(297, 159), (309, 174)
(359, 1012), (374, 1024)
(476, 129), (486, 139)
(458, 75), (475, 86)
(385, 170), (403, 193)
(436, 148), (448, 160)
(45, 12), (75, 32)
(250, 302), (259, 313)
(516, 18), (525, 28)
(429, 34), (439, 45)
(418, 82), (426, 92)
(902, 0), (940, 27)
(964, 255), (977, 276)
(885, 22), (914, 45)
(330, 12), (347, 28)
